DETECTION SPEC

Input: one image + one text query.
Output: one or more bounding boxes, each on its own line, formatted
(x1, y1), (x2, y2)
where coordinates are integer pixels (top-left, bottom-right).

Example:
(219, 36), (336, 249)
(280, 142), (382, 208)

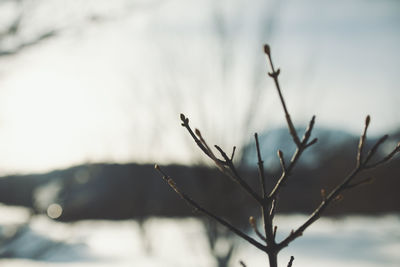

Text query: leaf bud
(365, 115), (370, 127)
(263, 44), (271, 55)
(249, 216), (256, 226)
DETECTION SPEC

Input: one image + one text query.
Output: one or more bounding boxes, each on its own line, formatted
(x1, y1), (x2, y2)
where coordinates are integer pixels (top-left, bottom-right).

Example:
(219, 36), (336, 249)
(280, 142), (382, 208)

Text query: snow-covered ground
(0, 205), (399, 267)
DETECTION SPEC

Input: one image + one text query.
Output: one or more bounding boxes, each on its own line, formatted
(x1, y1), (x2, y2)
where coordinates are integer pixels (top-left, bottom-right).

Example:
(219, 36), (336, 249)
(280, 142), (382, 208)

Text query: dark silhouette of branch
(155, 44), (399, 266)
(154, 164), (267, 252)
(180, 114), (264, 205)
(287, 256), (294, 267)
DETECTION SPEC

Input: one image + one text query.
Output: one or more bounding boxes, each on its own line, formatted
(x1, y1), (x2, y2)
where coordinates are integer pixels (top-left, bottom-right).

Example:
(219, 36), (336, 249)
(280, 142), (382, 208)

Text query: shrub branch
(155, 44), (399, 267)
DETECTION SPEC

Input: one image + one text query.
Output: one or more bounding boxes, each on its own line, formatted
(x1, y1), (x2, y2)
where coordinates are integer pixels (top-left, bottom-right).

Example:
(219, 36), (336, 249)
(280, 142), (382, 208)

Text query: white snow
(0, 205), (399, 267)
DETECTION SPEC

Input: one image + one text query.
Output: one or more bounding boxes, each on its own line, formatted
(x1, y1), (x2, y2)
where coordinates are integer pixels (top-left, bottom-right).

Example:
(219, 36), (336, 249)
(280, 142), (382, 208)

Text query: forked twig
(154, 164), (267, 252)
(264, 44), (301, 148)
(155, 44), (399, 267)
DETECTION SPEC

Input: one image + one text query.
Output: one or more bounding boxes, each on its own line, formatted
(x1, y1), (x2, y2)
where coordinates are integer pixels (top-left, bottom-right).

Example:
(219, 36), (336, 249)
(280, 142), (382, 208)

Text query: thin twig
(273, 226), (278, 239)
(269, 115), (317, 200)
(277, 150), (286, 173)
(249, 216), (266, 241)
(180, 113), (226, 166)
(345, 177), (374, 190)
(364, 134), (388, 164)
(287, 256), (294, 267)
(277, 125), (400, 250)
(231, 146), (237, 161)
(214, 145), (264, 204)
(357, 115), (370, 167)
(264, 44), (301, 147)
(156, 44), (400, 267)
(300, 115), (316, 146)
(255, 133), (267, 196)
(365, 143), (400, 169)
(155, 165), (267, 252)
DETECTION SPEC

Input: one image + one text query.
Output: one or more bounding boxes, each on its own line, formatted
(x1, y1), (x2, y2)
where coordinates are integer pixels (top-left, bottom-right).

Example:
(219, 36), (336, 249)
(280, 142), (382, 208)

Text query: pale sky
(0, 0), (398, 174)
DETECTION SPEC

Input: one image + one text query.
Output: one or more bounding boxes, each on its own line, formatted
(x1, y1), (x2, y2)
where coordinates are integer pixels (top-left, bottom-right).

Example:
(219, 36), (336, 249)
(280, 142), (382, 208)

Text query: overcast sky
(0, 0), (399, 174)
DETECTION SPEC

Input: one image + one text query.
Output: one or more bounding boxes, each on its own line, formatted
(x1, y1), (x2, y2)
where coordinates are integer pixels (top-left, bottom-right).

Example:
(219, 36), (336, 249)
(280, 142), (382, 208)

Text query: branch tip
(287, 256), (295, 267)
(180, 113), (189, 126)
(154, 164), (168, 177)
(365, 115), (371, 127)
(334, 194), (344, 202)
(249, 216), (256, 226)
(231, 146), (237, 161)
(273, 225), (278, 238)
(306, 138), (318, 148)
(195, 128), (202, 138)
(263, 44), (271, 56)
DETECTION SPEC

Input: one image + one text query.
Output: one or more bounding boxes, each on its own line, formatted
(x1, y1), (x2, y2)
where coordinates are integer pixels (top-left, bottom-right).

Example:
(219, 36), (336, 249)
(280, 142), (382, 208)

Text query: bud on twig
(195, 128), (202, 138)
(334, 195), (344, 202)
(180, 113), (189, 126)
(320, 188), (326, 200)
(365, 115), (371, 128)
(263, 44), (271, 55)
(249, 216), (256, 226)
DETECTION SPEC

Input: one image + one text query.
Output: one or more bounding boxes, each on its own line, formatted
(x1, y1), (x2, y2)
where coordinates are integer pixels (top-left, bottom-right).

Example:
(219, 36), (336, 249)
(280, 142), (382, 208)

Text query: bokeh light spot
(47, 203), (63, 219)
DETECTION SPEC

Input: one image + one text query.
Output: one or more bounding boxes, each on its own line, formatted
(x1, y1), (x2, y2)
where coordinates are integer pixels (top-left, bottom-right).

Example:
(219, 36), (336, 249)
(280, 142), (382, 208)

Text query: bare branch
(249, 216), (266, 242)
(357, 115), (370, 167)
(264, 44), (301, 147)
(231, 146), (237, 161)
(255, 133), (267, 196)
(346, 177), (374, 190)
(180, 114), (226, 165)
(277, 124), (398, 250)
(277, 150), (287, 173)
(305, 138), (318, 148)
(278, 166), (363, 250)
(158, 44), (399, 267)
(273, 226), (278, 239)
(269, 199), (276, 218)
(300, 115), (316, 146)
(364, 134), (388, 164)
(214, 145), (264, 204)
(287, 256), (295, 267)
(155, 164), (267, 252)
(268, 147), (303, 200)
(268, 117), (317, 201)
(365, 142), (400, 169)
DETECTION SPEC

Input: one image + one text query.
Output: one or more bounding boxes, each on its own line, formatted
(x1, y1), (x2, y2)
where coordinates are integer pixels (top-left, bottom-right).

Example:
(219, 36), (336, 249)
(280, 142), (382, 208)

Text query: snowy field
(0, 205), (399, 267)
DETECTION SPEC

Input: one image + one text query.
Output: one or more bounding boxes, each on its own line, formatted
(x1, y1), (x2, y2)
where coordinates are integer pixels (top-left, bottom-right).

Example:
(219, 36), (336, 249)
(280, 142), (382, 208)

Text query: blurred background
(0, 0), (399, 266)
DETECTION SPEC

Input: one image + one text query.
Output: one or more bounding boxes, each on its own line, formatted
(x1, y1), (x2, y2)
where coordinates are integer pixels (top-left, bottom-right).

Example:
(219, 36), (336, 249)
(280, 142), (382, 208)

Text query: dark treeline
(0, 152), (398, 224)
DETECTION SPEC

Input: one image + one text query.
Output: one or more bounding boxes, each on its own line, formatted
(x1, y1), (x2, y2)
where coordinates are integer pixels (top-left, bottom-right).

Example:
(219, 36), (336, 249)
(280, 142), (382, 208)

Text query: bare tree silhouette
(155, 44), (399, 266)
